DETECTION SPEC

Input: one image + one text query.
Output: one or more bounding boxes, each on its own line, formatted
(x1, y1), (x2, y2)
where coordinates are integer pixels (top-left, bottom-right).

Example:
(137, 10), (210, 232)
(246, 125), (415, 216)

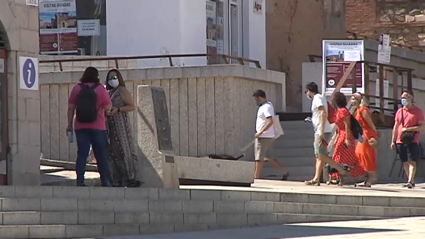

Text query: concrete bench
(175, 156), (255, 187)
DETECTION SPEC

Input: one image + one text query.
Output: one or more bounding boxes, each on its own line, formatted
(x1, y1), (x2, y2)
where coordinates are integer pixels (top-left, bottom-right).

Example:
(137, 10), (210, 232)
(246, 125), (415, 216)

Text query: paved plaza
(101, 217), (425, 239)
(184, 179), (425, 198)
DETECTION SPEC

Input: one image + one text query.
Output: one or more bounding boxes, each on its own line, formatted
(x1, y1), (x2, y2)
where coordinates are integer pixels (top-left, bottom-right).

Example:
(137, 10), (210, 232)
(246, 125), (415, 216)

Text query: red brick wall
(347, 0), (425, 48)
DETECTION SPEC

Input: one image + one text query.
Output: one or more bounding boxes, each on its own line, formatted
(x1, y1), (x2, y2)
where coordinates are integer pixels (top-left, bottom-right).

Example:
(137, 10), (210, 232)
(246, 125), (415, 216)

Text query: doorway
(0, 23), (9, 185)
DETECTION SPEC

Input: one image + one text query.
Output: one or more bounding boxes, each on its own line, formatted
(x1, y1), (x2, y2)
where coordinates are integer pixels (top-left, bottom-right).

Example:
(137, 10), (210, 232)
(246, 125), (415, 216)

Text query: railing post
(378, 65), (385, 123)
(114, 59), (119, 69)
(393, 69), (399, 114)
(168, 57), (174, 67)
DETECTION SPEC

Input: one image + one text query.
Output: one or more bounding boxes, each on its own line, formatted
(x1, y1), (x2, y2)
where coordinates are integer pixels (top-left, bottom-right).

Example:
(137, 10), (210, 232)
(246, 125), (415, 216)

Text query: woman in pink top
(67, 67), (113, 187)
(391, 90), (425, 189)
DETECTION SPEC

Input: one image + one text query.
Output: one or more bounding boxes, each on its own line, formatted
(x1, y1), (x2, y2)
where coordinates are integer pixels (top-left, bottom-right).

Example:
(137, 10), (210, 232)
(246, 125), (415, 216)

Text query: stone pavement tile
(100, 217), (425, 239)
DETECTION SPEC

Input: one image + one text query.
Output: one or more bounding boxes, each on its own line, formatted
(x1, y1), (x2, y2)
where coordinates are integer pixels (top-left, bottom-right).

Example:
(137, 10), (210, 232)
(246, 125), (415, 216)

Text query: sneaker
(77, 182), (87, 187)
(402, 182), (415, 189)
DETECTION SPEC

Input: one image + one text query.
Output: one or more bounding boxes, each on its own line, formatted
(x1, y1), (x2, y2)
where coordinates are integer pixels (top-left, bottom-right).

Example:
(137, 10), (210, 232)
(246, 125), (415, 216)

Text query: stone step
(1, 186), (425, 208)
(275, 157), (315, 167)
(1, 199), (424, 218)
(273, 138), (313, 149)
(0, 214), (387, 239)
(262, 165), (315, 178)
(269, 148), (314, 158)
(279, 130), (313, 140)
(280, 121), (313, 129)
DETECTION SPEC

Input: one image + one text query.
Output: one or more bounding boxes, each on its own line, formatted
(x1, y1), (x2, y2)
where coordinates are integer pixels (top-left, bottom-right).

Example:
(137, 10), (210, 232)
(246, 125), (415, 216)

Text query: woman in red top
(331, 92), (366, 179)
(351, 93), (378, 187)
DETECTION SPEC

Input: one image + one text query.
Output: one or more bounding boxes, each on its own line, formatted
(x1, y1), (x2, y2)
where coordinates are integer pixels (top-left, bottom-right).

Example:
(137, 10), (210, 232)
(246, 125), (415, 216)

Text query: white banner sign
(0, 59), (4, 73)
(378, 34), (391, 64)
(77, 19), (100, 36)
(39, 0), (76, 12)
(26, 0), (39, 7)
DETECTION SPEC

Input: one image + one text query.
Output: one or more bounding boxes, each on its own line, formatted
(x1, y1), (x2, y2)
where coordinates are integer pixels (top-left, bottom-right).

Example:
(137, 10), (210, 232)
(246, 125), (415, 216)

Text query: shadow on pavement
(100, 224), (402, 239)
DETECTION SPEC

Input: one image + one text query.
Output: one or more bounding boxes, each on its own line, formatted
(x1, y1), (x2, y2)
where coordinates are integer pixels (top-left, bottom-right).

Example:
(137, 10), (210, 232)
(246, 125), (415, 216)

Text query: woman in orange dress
(351, 92), (378, 187)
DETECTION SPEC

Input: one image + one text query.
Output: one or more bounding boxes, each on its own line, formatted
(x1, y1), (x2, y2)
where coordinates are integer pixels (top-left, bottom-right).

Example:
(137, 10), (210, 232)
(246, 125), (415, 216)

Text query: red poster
(326, 62), (363, 89)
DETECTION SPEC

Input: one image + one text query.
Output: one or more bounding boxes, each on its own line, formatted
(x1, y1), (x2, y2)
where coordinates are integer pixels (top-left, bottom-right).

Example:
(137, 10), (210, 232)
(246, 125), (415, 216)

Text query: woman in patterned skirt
(331, 92), (366, 180)
(105, 69), (141, 187)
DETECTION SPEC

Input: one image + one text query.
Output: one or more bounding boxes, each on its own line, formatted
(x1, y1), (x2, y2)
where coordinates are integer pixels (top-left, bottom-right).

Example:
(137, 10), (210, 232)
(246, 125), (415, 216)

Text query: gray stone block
(190, 190), (221, 201)
(14, 186), (53, 198)
(124, 188), (159, 200)
(214, 201), (245, 213)
(1, 198), (41, 211)
(221, 191), (251, 201)
(114, 212), (149, 224)
(0, 186), (15, 197)
(183, 200), (213, 213)
(158, 188), (190, 200)
(149, 212), (184, 224)
(245, 201), (274, 213)
(139, 224), (175, 235)
(40, 212), (78, 225)
(216, 213), (247, 226)
(0, 226), (29, 239)
(28, 225), (66, 239)
(273, 202), (303, 213)
(251, 192), (280, 202)
(2, 212), (40, 225)
(136, 86), (179, 188)
(78, 199), (115, 211)
(103, 224), (140, 236)
(149, 200), (182, 212)
(175, 156), (255, 185)
(184, 213), (217, 224)
(52, 187), (90, 198)
(89, 187), (125, 199)
(65, 225), (103, 238)
(247, 213), (278, 226)
(40, 198), (78, 211)
(174, 224), (208, 233)
(78, 212), (114, 224)
(114, 199), (149, 212)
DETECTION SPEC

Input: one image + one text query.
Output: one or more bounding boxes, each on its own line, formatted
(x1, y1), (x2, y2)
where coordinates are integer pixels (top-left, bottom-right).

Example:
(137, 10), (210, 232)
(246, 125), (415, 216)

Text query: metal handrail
(39, 53), (262, 71)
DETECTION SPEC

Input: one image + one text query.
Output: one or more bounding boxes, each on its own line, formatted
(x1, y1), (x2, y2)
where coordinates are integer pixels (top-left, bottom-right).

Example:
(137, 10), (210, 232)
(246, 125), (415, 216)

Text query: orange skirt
(355, 140), (376, 172)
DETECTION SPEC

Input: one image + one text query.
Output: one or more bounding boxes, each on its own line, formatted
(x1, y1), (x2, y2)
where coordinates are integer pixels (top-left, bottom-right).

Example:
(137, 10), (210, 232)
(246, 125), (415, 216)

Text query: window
(39, 0), (107, 56)
(206, 0), (243, 64)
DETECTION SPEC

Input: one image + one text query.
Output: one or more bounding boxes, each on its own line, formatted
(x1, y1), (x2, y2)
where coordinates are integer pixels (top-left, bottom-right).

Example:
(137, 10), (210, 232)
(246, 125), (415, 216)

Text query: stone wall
(39, 65), (285, 162)
(347, 0), (425, 49)
(0, 1), (41, 185)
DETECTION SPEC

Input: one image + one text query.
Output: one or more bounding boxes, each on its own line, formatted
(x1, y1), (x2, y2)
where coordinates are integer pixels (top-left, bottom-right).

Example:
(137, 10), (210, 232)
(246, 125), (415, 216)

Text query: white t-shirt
(256, 101), (276, 138)
(311, 93), (332, 134)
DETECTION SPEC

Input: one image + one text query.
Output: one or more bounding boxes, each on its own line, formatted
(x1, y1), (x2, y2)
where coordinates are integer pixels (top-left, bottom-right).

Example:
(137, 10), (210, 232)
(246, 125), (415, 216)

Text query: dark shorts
(396, 143), (421, 163)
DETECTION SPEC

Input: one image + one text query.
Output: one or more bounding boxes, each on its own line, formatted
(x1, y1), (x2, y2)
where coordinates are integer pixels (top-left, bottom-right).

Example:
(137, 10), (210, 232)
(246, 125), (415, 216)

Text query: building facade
(347, 0), (425, 49)
(0, 0), (41, 185)
(38, 0), (266, 68)
(266, 0), (347, 112)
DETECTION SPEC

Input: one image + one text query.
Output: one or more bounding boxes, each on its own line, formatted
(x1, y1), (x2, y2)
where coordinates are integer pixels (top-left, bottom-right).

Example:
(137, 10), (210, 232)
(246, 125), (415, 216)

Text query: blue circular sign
(23, 59), (36, 89)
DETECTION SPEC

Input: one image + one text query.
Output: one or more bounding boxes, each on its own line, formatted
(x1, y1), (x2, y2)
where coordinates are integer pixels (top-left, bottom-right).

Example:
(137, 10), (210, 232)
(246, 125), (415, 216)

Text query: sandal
(281, 173), (290, 181)
(356, 182), (371, 188)
(304, 180), (320, 186)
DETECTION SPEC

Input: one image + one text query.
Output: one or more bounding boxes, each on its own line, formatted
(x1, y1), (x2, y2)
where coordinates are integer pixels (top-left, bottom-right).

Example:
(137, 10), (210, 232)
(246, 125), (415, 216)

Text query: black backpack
(75, 83), (99, 123)
(350, 115), (364, 143)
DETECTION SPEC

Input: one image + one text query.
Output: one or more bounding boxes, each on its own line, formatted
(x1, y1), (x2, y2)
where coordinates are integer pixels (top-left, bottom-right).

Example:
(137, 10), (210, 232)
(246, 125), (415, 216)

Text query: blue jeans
(75, 129), (110, 186)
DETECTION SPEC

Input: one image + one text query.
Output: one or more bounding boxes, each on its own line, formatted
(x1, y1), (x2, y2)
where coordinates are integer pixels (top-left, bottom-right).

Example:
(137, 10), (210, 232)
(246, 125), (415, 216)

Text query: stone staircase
(0, 186), (423, 238)
(265, 121), (315, 181)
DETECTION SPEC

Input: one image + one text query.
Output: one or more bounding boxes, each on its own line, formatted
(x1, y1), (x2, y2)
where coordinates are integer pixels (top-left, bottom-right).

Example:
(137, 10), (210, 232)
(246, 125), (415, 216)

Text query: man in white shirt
(253, 89), (288, 180)
(304, 82), (348, 186)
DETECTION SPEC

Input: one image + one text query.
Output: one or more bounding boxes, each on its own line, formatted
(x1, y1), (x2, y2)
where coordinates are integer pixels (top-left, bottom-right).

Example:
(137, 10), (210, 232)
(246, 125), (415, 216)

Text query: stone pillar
(0, 1), (41, 185)
(136, 85), (179, 188)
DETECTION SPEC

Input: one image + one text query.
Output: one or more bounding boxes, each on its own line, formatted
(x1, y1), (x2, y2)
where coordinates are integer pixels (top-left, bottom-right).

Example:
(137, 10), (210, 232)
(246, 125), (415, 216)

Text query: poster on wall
(253, 0), (263, 15)
(378, 34), (391, 64)
(206, 0), (217, 48)
(375, 79), (389, 109)
(322, 40), (365, 95)
(39, 0), (78, 54)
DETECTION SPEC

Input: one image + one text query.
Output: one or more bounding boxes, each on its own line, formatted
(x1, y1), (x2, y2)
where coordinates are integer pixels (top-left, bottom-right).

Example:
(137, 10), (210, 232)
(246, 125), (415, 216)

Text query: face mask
(307, 95), (312, 100)
(108, 76), (119, 88)
(401, 98), (409, 106)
